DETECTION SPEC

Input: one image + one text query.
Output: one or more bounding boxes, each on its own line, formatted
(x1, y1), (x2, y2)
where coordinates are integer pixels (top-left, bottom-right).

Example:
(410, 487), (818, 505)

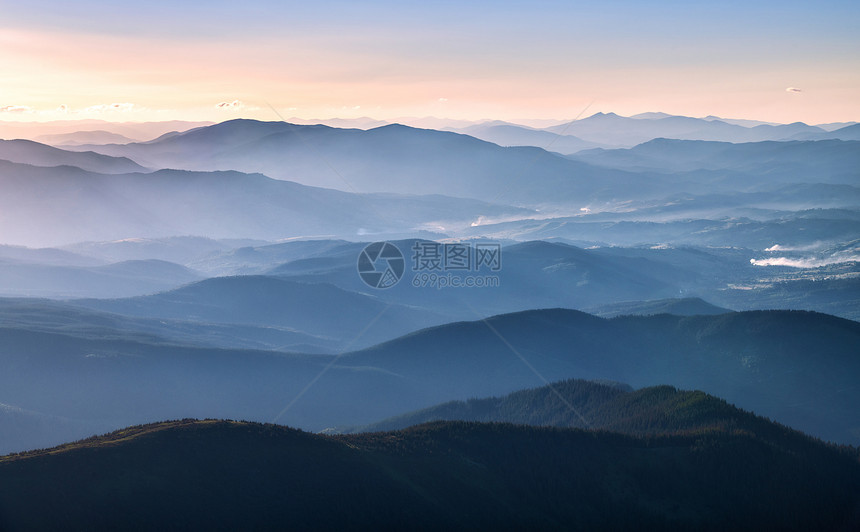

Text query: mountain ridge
(0, 139), (147, 173)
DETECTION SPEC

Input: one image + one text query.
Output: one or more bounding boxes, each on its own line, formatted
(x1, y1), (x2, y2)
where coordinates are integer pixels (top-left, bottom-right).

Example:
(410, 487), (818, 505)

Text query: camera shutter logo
(357, 242), (405, 289)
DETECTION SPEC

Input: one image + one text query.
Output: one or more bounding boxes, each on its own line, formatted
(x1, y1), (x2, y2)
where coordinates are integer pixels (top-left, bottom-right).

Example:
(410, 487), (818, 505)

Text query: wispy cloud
(215, 99), (244, 109)
(84, 102), (135, 113)
(0, 105), (33, 113)
(764, 242), (826, 252)
(786, 87), (803, 93)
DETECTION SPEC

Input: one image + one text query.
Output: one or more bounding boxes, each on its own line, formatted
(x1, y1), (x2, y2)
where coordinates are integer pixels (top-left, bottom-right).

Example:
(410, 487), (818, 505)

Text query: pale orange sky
(2, 1), (858, 125)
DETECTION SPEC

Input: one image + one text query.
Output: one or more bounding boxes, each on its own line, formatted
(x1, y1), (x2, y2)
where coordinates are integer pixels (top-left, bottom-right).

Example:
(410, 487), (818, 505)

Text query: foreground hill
(0, 419), (856, 531)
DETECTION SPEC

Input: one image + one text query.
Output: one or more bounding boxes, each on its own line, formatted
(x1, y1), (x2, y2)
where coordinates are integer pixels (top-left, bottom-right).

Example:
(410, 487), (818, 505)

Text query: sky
(1, 0), (859, 125)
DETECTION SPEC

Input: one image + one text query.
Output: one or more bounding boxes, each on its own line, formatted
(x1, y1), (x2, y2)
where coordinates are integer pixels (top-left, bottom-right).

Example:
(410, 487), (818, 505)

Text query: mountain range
(0, 119), (213, 143)
(65, 119), (653, 204)
(0, 159), (531, 247)
(570, 138), (860, 183)
(1, 121), (855, 256)
(0, 259), (202, 299)
(0, 307), (857, 455)
(542, 112), (859, 147)
(0, 139), (146, 173)
(0, 113), (857, 470)
(73, 275), (446, 348)
(1, 101), (858, 532)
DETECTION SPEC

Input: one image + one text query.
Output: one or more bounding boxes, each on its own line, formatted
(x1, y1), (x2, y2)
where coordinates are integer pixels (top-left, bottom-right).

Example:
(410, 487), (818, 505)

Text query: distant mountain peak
(587, 112), (620, 119)
(630, 112), (674, 120)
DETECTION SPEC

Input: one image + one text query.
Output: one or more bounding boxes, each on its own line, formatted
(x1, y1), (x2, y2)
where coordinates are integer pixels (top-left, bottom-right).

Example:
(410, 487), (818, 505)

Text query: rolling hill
(72, 275), (447, 348)
(347, 379), (796, 437)
(0, 297), (339, 354)
(338, 309), (860, 444)
(0, 259), (203, 299)
(583, 297), (731, 318)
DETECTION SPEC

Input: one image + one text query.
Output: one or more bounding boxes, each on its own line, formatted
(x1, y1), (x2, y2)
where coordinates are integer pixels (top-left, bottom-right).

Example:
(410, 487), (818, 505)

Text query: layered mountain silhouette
(571, 138), (860, 185)
(66, 119), (658, 203)
(447, 122), (606, 153)
(0, 259), (202, 299)
(34, 130), (137, 146)
(0, 297), (338, 354)
(267, 239), (686, 318)
(0, 119), (212, 144)
(0, 244), (100, 267)
(4, 121), (856, 254)
(464, 209), (860, 262)
(61, 236), (270, 267)
(336, 309), (860, 444)
(0, 139), (146, 173)
(0, 111), (856, 532)
(0, 307), (857, 452)
(73, 275), (446, 348)
(544, 112), (835, 146)
(0, 160), (530, 247)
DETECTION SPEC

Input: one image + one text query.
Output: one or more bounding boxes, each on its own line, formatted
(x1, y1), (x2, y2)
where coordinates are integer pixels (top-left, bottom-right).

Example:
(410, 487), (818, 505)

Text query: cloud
(785, 87), (802, 93)
(215, 99), (244, 109)
(0, 105), (33, 113)
(84, 102), (135, 113)
(765, 242), (825, 252)
(438, 97), (449, 102)
(750, 254), (859, 268)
